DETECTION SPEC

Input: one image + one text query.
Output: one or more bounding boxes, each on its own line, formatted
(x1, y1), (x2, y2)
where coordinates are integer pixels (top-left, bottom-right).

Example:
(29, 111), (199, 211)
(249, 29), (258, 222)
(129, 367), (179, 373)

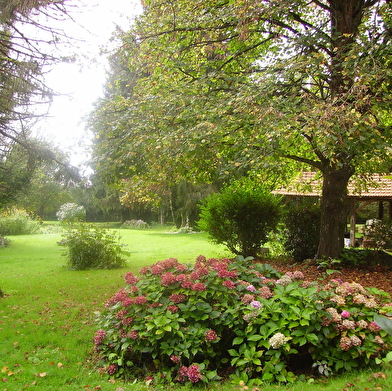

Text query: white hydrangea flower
(269, 333), (289, 349)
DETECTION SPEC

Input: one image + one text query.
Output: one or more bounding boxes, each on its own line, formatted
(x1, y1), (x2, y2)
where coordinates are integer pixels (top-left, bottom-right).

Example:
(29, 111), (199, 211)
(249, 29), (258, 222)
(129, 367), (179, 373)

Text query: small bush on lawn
(198, 179), (282, 257)
(282, 198), (321, 262)
(94, 256), (392, 386)
(121, 219), (150, 230)
(62, 223), (129, 270)
(0, 207), (41, 235)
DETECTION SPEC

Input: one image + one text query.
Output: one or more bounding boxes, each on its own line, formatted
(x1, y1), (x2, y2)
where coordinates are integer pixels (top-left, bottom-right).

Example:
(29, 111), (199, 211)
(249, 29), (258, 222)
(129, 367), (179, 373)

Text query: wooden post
(350, 198), (356, 247)
(378, 201), (384, 220)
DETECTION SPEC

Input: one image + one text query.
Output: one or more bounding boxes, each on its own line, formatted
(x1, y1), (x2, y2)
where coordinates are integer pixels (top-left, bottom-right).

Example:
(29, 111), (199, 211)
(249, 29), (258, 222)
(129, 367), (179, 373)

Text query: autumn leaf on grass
(1, 366), (14, 376)
(373, 372), (387, 379)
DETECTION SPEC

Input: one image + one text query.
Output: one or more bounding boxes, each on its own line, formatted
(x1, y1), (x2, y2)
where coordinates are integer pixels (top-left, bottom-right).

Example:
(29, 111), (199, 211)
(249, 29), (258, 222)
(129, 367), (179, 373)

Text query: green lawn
(0, 227), (391, 390)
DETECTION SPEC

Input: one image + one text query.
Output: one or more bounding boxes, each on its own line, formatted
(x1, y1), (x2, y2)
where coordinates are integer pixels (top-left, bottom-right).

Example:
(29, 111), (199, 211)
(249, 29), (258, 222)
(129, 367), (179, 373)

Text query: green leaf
(247, 334), (263, 341)
(232, 336), (244, 345)
(374, 314), (392, 336)
(228, 349), (239, 357)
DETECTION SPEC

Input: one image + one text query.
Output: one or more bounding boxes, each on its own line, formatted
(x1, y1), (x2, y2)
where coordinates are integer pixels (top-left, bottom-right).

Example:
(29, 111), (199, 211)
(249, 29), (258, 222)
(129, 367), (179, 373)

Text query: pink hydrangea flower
(115, 309), (128, 319)
(139, 266), (149, 275)
(94, 329), (106, 350)
(151, 264), (164, 275)
(124, 272), (138, 285)
(196, 266), (209, 276)
(161, 272), (177, 286)
(241, 294), (255, 304)
(134, 296), (147, 305)
(129, 286), (139, 293)
(246, 285), (256, 292)
(181, 281), (193, 289)
(128, 330), (139, 340)
(196, 255), (207, 262)
(176, 263), (188, 272)
(175, 273), (188, 282)
(259, 286), (273, 299)
(218, 269), (231, 278)
(341, 310), (351, 318)
(122, 317), (133, 326)
(187, 364), (202, 383)
(205, 329), (218, 342)
(192, 282), (206, 292)
(170, 355), (181, 363)
(113, 289), (128, 303)
(168, 305), (179, 313)
(222, 280), (235, 289)
(107, 364), (117, 375)
(169, 293), (186, 303)
(250, 300), (262, 309)
(122, 297), (134, 307)
(189, 271), (200, 280)
(369, 321), (381, 332)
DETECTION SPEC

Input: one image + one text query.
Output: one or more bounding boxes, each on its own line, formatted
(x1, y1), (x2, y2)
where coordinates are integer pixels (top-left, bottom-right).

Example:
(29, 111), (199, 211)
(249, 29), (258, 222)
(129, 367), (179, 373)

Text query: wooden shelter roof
(273, 172), (392, 200)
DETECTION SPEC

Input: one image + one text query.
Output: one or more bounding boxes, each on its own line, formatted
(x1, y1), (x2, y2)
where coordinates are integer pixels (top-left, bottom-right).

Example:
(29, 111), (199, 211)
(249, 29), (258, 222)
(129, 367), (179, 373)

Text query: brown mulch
(263, 259), (392, 297)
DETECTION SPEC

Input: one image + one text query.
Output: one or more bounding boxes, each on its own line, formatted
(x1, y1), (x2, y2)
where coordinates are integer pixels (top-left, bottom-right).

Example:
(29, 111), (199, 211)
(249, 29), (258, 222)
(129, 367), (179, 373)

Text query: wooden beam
(350, 198), (356, 247)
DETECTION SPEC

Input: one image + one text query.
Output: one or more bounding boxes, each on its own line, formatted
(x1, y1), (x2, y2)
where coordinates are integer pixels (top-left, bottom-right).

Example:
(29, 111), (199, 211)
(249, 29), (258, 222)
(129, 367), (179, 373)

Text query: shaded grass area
(0, 228), (391, 390)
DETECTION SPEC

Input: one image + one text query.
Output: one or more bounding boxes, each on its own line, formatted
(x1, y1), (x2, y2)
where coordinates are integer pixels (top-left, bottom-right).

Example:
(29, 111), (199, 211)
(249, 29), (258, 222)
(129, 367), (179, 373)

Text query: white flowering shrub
(56, 203), (86, 223)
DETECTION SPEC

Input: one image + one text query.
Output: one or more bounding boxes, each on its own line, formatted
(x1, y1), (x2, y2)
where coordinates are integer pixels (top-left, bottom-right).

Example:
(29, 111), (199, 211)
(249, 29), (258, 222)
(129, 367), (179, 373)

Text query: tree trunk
(316, 167), (354, 259)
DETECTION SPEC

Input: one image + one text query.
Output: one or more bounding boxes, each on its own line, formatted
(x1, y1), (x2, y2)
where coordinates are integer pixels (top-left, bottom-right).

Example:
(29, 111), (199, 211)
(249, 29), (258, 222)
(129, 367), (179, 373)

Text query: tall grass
(0, 227), (391, 390)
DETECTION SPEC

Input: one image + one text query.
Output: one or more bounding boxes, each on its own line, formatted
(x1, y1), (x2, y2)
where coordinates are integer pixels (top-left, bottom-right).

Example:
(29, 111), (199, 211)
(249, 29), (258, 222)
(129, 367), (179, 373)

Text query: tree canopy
(0, 0), (79, 205)
(89, 0), (392, 258)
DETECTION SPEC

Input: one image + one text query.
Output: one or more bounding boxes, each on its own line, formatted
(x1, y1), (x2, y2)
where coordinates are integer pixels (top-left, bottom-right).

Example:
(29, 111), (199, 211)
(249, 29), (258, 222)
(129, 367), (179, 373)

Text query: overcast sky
(39, 0), (143, 168)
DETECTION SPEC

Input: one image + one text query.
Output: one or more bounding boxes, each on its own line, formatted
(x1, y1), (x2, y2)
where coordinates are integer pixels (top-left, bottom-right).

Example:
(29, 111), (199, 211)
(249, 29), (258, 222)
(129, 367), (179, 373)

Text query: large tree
(90, 0), (392, 258)
(0, 0), (78, 205)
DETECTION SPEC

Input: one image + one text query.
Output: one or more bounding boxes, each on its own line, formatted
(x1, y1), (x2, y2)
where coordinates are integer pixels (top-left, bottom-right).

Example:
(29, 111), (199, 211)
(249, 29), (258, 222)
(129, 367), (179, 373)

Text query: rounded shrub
(197, 179), (282, 257)
(282, 198), (321, 262)
(56, 202), (86, 224)
(0, 207), (41, 235)
(61, 223), (128, 270)
(94, 256), (392, 386)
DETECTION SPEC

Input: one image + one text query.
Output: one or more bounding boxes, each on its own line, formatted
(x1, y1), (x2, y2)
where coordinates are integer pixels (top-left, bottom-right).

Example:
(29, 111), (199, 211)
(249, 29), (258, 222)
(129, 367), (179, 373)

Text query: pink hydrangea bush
(94, 256), (392, 385)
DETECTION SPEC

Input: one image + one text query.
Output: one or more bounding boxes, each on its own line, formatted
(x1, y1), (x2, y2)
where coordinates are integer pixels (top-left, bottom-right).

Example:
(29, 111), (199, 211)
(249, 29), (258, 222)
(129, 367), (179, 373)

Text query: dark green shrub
(0, 208), (41, 235)
(62, 224), (129, 270)
(282, 198), (321, 262)
(364, 220), (392, 250)
(340, 248), (392, 269)
(197, 180), (282, 257)
(94, 256), (392, 386)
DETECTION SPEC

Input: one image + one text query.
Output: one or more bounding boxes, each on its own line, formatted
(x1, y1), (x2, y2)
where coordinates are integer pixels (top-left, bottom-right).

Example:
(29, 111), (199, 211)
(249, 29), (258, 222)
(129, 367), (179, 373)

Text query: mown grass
(0, 225), (391, 390)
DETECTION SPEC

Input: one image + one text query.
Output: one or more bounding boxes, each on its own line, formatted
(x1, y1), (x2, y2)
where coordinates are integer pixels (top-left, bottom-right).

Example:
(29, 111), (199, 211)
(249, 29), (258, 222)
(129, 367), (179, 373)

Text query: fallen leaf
(1, 366), (9, 374)
(39, 372), (46, 377)
(57, 362), (63, 368)
(373, 372), (387, 379)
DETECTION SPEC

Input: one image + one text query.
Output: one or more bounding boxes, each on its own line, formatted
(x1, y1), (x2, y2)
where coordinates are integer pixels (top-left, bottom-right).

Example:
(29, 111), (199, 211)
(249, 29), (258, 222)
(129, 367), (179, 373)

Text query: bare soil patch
(264, 257), (392, 297)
